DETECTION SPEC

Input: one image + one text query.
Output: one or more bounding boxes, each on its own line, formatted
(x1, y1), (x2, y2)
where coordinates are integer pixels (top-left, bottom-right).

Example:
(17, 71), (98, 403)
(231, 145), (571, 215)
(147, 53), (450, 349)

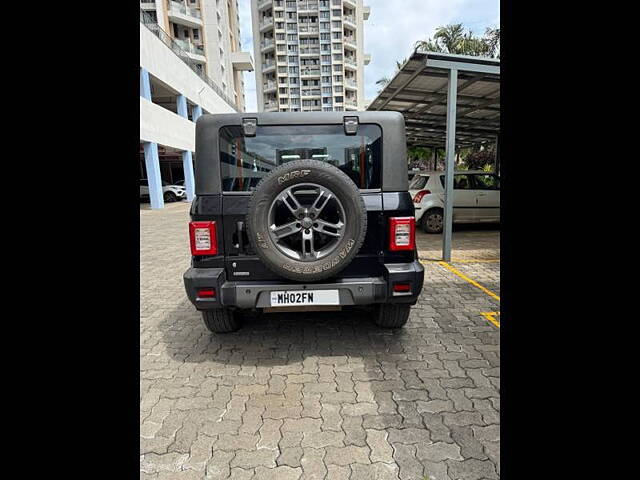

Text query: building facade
(140, 4), (251, 209)
(141, 0), (253, 111)
(251, 0), (371, 112)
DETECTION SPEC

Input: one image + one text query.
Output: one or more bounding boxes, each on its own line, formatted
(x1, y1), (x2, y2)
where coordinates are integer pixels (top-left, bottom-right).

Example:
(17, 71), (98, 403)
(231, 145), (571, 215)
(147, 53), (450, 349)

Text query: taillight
(413, 190), (431, 203)
(189, 221), (218, 255)
(393, 282), (411, 292)
(389, 217), (415, 251)
(197, 288), (216, 298)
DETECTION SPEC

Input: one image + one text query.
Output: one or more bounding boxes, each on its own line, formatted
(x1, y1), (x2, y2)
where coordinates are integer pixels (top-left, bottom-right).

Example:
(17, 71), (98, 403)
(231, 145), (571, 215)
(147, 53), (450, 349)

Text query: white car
(140, 179), (186, 203)
(409, 170), (500, 233)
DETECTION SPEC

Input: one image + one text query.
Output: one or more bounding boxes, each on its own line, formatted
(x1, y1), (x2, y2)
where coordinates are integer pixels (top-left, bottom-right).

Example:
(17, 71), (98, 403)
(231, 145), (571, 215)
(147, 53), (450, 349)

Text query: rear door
(217, 123), (385, 281)
(472, 174), (500, 221)
(440, 174), (477, 222)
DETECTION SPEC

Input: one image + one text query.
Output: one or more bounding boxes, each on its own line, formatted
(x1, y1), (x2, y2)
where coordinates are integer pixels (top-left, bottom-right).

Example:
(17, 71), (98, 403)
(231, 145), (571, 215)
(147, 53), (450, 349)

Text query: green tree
(415, 24), (500, 58)
(460, 146), (497, 170)
(375, 58), (407, 91)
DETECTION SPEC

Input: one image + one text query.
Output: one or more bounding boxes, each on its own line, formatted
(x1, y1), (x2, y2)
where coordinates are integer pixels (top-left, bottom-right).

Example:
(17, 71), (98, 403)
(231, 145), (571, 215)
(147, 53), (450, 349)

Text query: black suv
(183, 111), (424, 332)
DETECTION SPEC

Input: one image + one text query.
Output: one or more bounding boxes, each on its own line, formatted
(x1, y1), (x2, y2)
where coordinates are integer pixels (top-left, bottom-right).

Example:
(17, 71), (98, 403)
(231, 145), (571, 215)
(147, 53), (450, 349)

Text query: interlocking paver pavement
(141, 203), (500, 479)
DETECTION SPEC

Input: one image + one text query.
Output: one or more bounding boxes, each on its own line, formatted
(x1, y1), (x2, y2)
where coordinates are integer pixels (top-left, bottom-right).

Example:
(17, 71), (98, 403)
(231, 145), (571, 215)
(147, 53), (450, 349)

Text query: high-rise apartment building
(251, 0), (371, 112)
(141, 0), (254, 111)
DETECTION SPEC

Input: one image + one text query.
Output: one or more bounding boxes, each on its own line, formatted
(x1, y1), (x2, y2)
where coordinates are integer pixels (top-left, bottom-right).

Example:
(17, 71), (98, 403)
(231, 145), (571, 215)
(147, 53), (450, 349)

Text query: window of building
(193, 28), (199, 39)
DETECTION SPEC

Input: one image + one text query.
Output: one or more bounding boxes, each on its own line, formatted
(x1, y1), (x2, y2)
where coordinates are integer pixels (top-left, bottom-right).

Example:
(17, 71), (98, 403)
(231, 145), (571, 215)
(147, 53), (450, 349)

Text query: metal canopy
(368, 51), (500, 148)
(368, 51), (500, 261)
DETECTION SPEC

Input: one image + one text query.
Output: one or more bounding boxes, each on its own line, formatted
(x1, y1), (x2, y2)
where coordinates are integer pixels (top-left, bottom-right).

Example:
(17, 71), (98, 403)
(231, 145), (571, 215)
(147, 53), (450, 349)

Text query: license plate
(270, 289), (339, 307)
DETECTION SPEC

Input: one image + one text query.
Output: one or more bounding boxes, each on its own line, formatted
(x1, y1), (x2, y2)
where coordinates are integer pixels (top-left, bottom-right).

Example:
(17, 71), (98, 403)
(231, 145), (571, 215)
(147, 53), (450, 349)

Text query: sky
(237, 0), (500, 112)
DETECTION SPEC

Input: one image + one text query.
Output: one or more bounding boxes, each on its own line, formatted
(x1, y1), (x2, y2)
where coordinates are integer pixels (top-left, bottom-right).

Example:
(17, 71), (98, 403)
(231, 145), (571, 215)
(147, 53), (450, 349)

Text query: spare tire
(246, 159), (367, 282)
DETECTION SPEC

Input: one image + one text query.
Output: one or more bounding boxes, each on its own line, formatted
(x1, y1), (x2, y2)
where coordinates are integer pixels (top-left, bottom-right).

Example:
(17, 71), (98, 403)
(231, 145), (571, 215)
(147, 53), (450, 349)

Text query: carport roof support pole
(182, 150), (195, 202)
(144, 142), (164, 209)
(443, 68), (458, 262)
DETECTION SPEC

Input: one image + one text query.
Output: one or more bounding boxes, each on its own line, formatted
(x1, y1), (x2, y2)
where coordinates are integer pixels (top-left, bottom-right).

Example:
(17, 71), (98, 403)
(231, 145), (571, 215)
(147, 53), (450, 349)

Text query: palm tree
(415, 24), (500, 58)
(484, 27), (500, 58)
(376, 76), (391, 87)
(375, 57), (407, 91)
(433, 24), (465, 53)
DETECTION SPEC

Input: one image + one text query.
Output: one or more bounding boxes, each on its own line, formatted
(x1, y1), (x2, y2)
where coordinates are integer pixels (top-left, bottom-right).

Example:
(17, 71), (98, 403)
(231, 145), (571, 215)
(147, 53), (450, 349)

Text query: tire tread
(202, 309), (241, 333)
(374, 304), (411, 328)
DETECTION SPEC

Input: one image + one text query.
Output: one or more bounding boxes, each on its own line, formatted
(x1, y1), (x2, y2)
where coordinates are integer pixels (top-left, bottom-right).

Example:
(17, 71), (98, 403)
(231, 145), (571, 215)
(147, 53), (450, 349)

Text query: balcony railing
(258, 0), (271, 9)
(264, 101), (278, 109)
(169, 1), (201, 19)
(263, 81), (277, 90)
(298, 25), (319, 33)
(344, 15), (356, 24)
(344, 37), (356, 48)
(261, 39), (275, 49)
(345, 78), (357, 88)
(301, 89), (321, 96)
(300, 47), (320, 55)
(345, 98), (357, 107)
(174, 38), (206, 56)
(344, 57), (356, 67)
(300, 68), (321, 76)
(263, 59), (276, 69)
(259, 17), (274, 29)
(140, 9), (236, 111)
(298, 2), (318, 10)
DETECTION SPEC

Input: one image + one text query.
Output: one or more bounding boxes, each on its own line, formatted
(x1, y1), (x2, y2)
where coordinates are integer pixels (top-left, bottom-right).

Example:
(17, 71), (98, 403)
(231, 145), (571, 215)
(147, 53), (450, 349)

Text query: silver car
(409, 170), (500, 233)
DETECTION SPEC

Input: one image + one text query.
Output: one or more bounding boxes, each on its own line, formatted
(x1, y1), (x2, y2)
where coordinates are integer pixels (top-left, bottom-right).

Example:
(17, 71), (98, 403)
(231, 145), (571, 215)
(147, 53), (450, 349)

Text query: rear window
(218, 124), (382, 192)
(409, 175), (429, 190)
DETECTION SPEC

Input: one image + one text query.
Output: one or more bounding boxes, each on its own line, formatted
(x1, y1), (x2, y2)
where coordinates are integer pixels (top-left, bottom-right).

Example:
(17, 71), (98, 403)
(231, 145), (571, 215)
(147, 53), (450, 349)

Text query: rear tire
(421, 208), (444, 234)
(164, 191), (177, 203)
(202, 308), (241, 333)
(374, 304), (411, 328)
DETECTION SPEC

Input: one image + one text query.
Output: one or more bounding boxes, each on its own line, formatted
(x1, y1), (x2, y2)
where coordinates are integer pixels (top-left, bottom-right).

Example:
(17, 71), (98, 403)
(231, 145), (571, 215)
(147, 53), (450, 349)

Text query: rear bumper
(184, 261), (424, 310)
